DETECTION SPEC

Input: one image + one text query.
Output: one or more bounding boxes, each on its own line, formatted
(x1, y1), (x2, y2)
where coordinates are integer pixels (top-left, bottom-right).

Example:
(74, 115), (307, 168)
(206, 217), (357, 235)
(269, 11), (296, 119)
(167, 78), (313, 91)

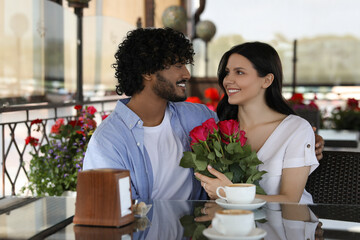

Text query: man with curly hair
(83, 28), (217, 200)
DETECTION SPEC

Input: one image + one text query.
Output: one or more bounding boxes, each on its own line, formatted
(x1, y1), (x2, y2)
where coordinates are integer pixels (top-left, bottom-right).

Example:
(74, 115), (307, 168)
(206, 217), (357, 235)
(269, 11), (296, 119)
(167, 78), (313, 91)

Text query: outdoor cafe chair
(306, 151), (360, 205)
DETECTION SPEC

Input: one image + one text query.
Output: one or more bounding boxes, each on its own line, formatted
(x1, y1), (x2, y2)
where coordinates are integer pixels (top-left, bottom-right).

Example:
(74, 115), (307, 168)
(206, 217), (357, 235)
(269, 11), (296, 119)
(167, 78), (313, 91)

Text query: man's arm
(313, 127), (324, 161)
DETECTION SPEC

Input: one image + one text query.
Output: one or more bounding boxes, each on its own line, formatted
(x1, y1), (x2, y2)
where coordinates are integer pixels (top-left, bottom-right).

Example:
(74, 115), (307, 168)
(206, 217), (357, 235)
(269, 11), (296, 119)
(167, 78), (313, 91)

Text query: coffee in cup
(216, 183), (256, 204)
(212, 209), (254, 236)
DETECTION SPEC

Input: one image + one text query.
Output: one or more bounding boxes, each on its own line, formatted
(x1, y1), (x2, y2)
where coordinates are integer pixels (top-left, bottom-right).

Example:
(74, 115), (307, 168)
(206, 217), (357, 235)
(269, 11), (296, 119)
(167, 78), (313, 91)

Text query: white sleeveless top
(144, 108), (192, 199)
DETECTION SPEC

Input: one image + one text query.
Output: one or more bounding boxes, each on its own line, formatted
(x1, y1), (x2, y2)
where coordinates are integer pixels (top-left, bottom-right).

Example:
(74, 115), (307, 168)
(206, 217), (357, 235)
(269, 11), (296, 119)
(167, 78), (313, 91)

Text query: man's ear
(262, 73), (274, 88)
(142, 73), (152, 81)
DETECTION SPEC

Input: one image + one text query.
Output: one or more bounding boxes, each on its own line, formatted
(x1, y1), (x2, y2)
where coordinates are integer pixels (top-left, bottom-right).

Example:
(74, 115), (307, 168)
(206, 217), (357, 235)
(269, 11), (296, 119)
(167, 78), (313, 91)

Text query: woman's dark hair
(216, 42), (295, 120)
(113, 27), (194, 96)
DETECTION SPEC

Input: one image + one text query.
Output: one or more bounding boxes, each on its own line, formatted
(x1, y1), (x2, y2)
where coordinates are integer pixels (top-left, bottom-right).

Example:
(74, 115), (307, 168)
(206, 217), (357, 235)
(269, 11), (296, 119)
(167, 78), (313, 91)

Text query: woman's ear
(262, 73), (274, 88)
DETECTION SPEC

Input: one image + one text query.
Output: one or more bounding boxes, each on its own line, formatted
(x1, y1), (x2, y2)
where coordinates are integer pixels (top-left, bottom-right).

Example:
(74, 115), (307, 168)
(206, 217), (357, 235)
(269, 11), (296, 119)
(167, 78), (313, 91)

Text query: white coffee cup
(216, 183), (256, 204)
(212, 209), (254, 236)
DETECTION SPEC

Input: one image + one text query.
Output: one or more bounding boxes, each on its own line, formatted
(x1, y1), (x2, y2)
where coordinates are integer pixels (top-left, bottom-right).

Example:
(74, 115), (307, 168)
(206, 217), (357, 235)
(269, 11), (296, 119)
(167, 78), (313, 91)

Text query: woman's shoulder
(284, 114), (313, 128)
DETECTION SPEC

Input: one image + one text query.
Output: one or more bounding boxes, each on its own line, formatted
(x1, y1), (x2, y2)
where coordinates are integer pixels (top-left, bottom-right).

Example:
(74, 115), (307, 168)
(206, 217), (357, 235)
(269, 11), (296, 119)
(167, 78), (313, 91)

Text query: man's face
(152, 63), (191, 102)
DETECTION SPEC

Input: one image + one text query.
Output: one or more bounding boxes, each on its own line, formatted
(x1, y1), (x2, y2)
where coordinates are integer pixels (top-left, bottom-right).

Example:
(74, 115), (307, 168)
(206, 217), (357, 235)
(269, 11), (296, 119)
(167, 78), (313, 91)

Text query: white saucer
(203, 228), (267, 240)
(215, 198), (266, 210)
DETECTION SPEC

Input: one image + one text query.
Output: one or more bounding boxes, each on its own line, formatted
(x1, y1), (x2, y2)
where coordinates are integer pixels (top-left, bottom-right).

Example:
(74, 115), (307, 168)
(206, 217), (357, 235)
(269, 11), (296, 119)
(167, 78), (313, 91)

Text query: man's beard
(152, 73), (187, 102)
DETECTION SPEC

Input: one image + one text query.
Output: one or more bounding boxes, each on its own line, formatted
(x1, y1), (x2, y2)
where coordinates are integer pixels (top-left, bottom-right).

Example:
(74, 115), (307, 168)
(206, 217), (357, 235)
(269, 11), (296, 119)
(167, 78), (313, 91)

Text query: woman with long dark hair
(195, 42), (319, 203)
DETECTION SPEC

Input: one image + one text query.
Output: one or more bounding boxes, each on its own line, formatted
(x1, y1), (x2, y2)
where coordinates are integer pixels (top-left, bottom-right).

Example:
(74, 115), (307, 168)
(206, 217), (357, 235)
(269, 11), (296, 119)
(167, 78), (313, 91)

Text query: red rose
(204, 88), (220, 102)
(186, 96), (202, 104)
(51, 118), (64, 134)
(201, 118), (218, 134)
(74, 105), (82, 110)
(87, 106), (97, 115)
(218, 119), (240, 137)
(237, 130), (247, 146)
(189, 125), (209, 144)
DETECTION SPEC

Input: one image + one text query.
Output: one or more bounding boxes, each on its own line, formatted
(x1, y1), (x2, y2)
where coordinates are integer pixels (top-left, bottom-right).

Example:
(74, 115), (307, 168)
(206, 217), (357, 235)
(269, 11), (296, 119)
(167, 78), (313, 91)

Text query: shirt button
(137, 142), (140, 146)
(307, 144), (311, 148)
(129, 124), (132, 128)
(137, 121), (141, 125)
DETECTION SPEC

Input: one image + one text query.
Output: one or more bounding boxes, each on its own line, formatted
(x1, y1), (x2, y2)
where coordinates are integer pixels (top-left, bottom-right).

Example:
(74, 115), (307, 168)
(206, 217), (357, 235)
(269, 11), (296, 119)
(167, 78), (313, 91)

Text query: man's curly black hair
(113, 27), (194, 96)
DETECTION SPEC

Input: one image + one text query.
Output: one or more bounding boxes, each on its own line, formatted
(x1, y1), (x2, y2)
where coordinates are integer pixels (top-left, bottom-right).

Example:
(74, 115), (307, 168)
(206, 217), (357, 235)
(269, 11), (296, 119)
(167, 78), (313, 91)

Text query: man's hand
(313, 127), (324, 161)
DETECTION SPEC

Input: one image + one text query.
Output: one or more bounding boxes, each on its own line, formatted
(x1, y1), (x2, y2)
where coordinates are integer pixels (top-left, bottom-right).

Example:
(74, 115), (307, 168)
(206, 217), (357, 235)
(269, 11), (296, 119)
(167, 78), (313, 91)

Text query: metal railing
(0, 98), (119, 196)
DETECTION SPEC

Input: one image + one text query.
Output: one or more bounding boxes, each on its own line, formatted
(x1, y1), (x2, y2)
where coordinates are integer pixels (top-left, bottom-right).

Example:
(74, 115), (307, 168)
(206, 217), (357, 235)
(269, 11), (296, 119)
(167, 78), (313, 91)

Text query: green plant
(22, 105), (98, 196)
(331, 98), (360, 130)
(179, 118), (266, 195)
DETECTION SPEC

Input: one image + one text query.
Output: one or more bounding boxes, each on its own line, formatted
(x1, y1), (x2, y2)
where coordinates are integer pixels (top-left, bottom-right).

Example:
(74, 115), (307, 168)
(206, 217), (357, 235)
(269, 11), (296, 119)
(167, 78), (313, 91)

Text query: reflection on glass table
(1, 197), (360, 239)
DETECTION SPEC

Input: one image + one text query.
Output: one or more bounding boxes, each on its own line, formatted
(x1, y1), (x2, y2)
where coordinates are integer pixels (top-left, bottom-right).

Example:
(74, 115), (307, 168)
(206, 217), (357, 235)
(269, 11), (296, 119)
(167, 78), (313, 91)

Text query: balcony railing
(0, 98), (119, 196)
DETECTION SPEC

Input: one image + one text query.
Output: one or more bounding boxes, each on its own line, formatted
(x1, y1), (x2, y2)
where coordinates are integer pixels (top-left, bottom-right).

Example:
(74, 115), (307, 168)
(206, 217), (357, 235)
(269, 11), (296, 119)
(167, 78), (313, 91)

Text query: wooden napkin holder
(73, 169), (135, 227)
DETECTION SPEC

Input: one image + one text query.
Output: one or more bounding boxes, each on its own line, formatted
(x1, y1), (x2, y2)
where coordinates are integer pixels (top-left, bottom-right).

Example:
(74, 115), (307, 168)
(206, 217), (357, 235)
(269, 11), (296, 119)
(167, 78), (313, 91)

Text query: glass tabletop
(0, 196), (75, 240)
(1, 197), (360, 239)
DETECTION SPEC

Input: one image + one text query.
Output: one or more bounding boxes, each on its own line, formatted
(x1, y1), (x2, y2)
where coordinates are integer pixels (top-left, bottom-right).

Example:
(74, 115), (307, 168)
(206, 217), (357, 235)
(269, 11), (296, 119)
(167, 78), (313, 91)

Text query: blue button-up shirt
(83, 98), (218, 200)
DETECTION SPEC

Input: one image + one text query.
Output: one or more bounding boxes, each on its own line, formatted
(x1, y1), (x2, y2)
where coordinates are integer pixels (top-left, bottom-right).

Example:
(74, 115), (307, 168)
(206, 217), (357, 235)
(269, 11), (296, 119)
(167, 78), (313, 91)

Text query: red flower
(206, 103), (216, 111)
(186, 96), (203, 104)
(85, 119), (97, 129)
(204, 88), (220, 102)
(347, 98), (359, 110)
(289, 93), (304, 104)
(25, 136), (39, 146)
(102, 114), (109, 120)
(201, 118), (218, 134)
(189, 125), (209, 145)
(87, 106), (97, 115)
(30, 119), (42, 126)
(68, 120), (82, 127)
(308, 100), (319, 110)
(218, 119), (240, 138)
(76, 130), (86, 136)
(237, 130), (247, 146)
(74, 105), (82, 110)
(51, 118), (65, 134)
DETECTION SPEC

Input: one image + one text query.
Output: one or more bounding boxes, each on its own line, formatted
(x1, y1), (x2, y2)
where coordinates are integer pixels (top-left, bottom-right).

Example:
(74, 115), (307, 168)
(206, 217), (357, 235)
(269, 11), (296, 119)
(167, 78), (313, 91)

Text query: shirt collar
(115, 98), (178, 129)
(115, 98), (143, 130)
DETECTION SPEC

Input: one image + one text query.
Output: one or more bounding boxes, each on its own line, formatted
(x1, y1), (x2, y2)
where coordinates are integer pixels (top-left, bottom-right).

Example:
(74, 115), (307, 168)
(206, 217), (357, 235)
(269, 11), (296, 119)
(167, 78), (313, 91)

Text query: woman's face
(223, 53), (267, 106)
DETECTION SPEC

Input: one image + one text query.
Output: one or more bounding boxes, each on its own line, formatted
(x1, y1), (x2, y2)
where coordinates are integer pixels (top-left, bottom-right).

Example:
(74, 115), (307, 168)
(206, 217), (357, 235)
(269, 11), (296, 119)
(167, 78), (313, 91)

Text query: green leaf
(217, 158), (231, 166)
(213, 140), (222, 152)
(207, 152), (215, 161)
(256, 185), (267, 195)
(180, 152), (197, 168)
(224, 171), (233, 181)
(214, 148), (222, 158)
(179, 215), (194, 226)
(194, 159), (208, 171)
(192, 224), (207, 240)
(192, 143), (207, 155)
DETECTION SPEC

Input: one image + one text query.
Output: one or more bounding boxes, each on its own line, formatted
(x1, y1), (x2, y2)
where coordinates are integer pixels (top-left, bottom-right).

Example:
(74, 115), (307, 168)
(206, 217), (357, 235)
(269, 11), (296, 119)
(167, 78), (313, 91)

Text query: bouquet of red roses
(180, 118), (266, 194)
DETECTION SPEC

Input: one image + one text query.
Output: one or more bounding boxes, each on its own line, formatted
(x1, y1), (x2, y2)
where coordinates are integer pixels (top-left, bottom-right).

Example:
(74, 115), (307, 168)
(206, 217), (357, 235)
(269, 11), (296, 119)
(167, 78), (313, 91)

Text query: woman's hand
(194, 202), (222, 223)
(194, 165), (232, 199)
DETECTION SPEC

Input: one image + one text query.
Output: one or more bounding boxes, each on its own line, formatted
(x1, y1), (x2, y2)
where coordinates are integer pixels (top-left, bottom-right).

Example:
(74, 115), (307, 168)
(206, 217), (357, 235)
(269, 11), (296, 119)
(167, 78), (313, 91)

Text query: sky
(193, 0), (360, 41)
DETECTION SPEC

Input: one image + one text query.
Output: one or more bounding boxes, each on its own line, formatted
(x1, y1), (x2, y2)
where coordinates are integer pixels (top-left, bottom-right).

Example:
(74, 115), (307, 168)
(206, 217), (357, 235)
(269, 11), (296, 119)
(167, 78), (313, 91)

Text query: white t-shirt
(257, 115), (319, 204)
(144, 108), (192, 200)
